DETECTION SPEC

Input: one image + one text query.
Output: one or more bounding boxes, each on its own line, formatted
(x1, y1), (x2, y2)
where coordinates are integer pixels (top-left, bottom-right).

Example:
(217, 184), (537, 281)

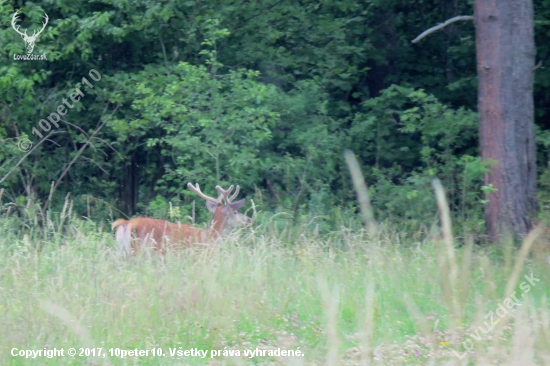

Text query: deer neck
(208, 210), (228, 240)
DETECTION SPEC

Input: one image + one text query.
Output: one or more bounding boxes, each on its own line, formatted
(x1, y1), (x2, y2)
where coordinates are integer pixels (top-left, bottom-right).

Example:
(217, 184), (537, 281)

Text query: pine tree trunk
(475, 0), (538, 240)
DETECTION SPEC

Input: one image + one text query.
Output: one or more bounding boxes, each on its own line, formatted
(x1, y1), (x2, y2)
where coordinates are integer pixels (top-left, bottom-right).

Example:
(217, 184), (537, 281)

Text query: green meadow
(1, 197), (549, 365)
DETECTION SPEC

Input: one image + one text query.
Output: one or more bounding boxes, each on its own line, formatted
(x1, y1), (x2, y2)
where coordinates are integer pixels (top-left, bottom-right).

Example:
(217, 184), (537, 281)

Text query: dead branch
(40, 104), (119, 216)
(0, 131), (56, 185)
(412, 15), (473, 44)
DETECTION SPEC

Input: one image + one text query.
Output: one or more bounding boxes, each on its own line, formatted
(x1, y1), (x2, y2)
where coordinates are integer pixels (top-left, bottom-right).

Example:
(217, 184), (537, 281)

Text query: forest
(1, 0), (550, 365)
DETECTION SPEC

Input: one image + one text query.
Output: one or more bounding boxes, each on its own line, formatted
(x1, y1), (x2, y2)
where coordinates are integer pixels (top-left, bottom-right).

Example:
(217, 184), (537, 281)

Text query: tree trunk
(475, 0), (538, 240)
(119, 153), (139, 216)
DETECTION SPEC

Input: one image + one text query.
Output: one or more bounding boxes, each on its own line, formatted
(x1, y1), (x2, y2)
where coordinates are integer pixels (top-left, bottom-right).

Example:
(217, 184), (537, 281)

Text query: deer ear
(229, 198), (245, 211)
(206, 201), (218, 213)
(221, 199), (246, 215)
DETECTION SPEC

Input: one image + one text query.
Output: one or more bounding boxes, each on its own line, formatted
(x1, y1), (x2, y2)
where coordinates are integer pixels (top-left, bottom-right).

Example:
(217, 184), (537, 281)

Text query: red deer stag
(112, 183), (251, 256)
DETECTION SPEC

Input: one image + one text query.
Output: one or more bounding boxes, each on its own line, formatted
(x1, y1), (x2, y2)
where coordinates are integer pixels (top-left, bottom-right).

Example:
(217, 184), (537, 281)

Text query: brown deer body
(112, 183), (250, 256)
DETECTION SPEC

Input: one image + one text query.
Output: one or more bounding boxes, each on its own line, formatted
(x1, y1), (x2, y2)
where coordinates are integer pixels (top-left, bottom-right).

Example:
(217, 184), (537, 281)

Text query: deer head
(187, 182), (251, 236)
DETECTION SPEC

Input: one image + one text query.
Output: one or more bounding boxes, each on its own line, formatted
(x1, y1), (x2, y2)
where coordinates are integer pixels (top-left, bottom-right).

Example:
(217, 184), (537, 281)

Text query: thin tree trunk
(120, 154), (138, 216)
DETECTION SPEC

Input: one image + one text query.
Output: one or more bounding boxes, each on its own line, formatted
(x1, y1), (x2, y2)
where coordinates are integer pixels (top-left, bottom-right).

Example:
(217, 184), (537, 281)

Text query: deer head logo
(11, 11), (48, 54)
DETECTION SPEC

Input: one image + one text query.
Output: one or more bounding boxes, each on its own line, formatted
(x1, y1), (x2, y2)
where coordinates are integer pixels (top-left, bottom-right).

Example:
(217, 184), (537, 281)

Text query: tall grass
(1, 182), (550, 365)
(0, 218), (549, 364)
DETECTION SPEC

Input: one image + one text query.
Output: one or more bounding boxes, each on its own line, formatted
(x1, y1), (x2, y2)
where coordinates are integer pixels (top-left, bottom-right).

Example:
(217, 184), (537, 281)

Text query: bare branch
(159, 31), (171, 75)
(412, 15), (473, 44)
(44, 136), (62, 147)
(41, 104), (119, 215)
(81, 156), (109, 175)
(0, 131), (56, 185)
(60, 118), (90, 138)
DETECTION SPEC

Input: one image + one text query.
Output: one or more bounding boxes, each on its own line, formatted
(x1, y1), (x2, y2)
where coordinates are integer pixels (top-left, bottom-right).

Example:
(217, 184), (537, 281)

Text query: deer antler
(216, 185), (241, 204)
(229, 185), (240, 203)
(187, 183), (223, 204)
(11, 11), (26, 37)
(215, 185), (233, 204)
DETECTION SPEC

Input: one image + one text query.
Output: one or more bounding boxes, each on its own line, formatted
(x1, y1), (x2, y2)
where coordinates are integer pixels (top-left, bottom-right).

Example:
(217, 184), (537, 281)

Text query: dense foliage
(1, 0), (550, 233)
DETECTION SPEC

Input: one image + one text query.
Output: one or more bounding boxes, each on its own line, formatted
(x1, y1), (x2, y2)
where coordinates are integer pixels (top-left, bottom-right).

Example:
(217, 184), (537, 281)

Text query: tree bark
(120, 153), (138, 216)
(475, 0), (537, 240)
